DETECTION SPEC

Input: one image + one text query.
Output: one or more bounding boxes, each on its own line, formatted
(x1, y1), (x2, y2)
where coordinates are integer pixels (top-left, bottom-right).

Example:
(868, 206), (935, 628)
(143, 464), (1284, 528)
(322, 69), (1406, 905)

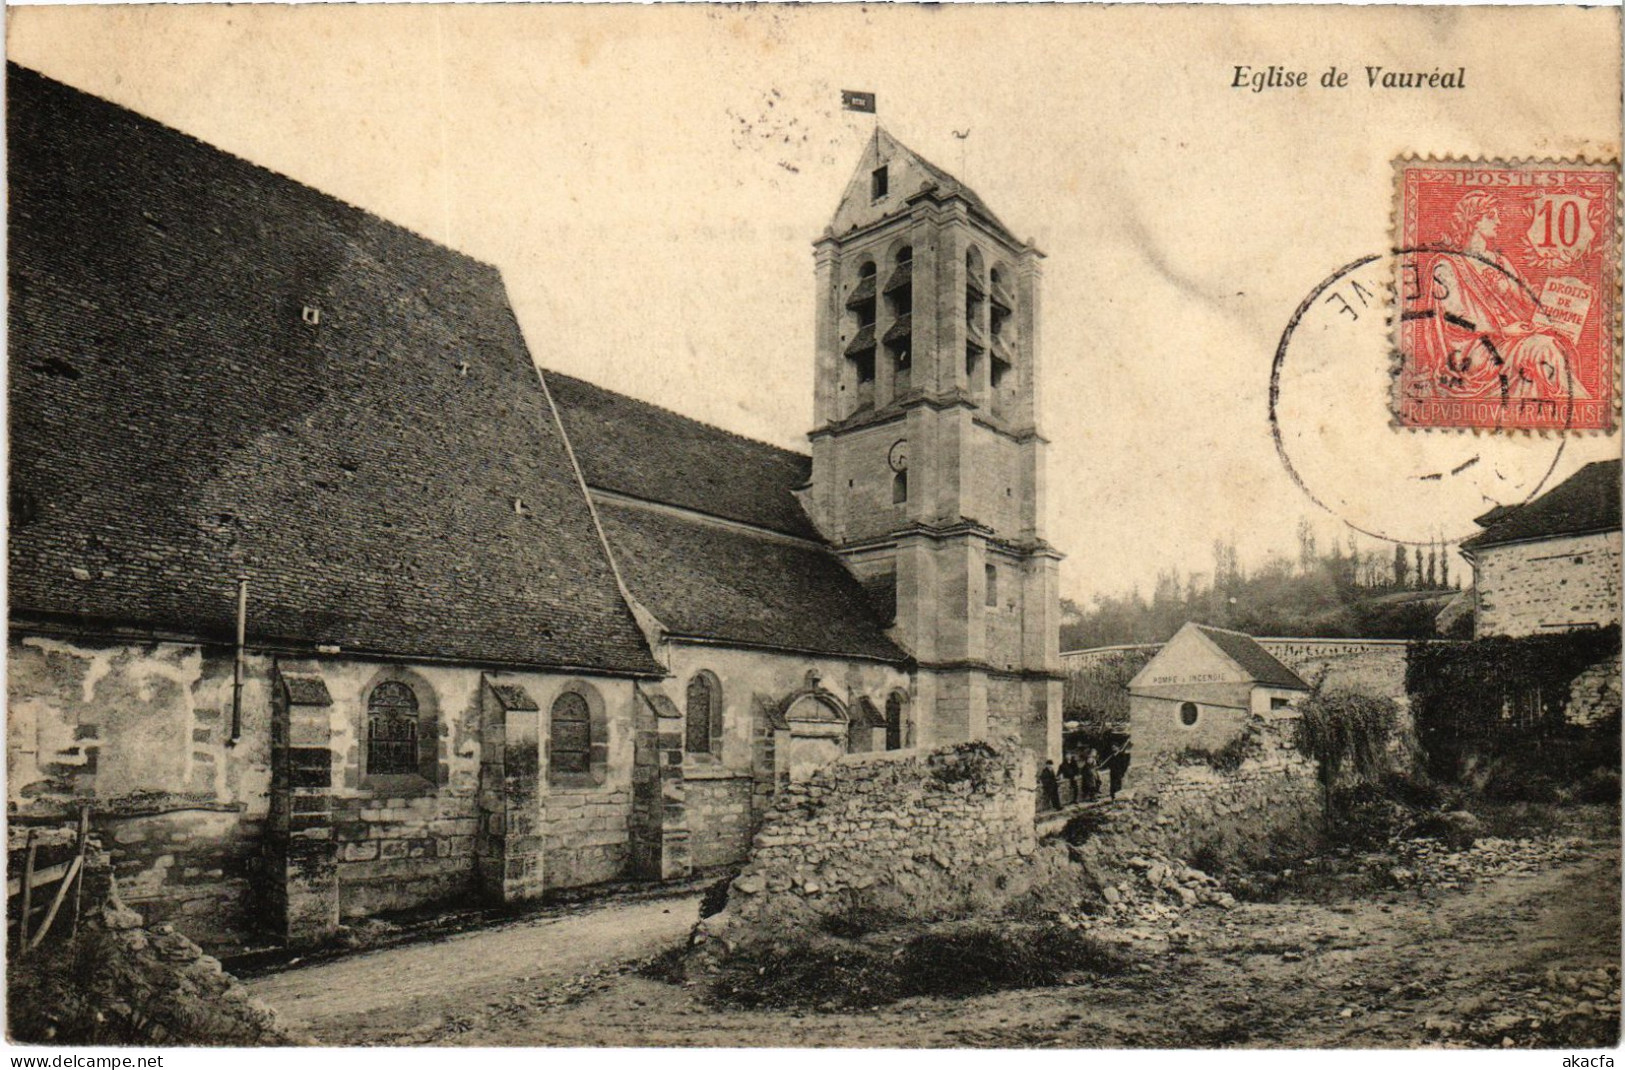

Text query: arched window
(550, 692), (593, 774)
(885, 692), (905, 751)
(366, 681), (420, 776)
(548, 684), (608, 787)
(966, 244), (987, 328)
(985, 563), (999, 607)
(892, 469), (908, 504)
(1179, 702), (1200, 727)
(685, 671), (723, 757)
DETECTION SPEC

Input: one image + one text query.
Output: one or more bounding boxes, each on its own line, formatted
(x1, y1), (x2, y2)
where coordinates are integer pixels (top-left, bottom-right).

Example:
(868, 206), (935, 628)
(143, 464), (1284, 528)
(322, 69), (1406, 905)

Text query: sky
(9, 4), (1621, 605)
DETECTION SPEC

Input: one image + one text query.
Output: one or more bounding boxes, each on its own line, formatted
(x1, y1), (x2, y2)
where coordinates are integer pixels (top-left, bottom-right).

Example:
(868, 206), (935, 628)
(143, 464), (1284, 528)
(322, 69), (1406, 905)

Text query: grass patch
(709, 920), (1130, 1010)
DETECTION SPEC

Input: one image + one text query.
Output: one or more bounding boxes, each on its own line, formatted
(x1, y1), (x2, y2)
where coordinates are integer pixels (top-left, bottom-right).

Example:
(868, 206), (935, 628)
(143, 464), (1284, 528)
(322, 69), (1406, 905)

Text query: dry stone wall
(721, 742), (1040, 936)
(1565, 655), (1621, 728)
(1073, 717), (1324, 876)
(705, 729), (1326, 953)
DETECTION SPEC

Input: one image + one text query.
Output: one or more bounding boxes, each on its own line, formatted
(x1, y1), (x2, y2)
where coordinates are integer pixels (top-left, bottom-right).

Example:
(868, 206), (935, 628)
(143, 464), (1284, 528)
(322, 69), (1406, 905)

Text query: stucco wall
(8, 636), (273, 947)
(1473, 531), (1622, 638)
(686, 774), (755, 869)
(9, 636), (272, 812)
(1128, 695), (1251, 775)
(7, 632), (653, 946)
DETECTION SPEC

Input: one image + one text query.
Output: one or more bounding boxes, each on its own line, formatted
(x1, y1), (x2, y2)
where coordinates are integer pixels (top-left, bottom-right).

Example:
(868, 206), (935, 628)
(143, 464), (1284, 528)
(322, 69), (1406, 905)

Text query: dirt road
(247, 837), (1620, 1048)
(244, 892), (701, 1044)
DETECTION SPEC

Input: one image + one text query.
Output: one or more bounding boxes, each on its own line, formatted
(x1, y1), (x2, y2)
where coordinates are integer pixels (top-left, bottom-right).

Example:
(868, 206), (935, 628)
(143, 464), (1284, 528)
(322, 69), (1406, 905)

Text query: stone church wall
(7, 632), (650, 948)
(9, 628), (917, 947)
(8, 636), (274, 949)
(657, 641), (912, 871)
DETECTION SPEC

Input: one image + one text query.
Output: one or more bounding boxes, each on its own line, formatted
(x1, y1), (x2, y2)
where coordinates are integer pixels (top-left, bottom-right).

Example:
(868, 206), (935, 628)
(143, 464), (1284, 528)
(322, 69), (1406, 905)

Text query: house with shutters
(6, 65), (1063, 947)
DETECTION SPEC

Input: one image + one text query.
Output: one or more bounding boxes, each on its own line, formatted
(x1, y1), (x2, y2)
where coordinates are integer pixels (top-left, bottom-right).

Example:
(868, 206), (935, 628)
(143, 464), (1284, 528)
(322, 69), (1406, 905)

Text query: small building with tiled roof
(1124, 623), (1310, 783)
(1460, 459), (1622, 638)
(10, 66), (1060, 949)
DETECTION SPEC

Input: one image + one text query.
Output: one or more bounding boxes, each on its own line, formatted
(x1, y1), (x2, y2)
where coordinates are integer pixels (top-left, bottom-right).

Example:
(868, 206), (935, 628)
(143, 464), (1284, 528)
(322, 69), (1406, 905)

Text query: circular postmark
(1270, 246), (1567, 547)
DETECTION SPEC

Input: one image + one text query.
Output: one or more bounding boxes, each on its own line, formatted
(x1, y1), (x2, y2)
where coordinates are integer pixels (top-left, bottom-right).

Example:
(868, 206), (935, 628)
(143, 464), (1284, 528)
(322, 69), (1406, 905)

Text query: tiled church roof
(592, 500), (909, 664)
(544, 370), (820, 540)
(7, 64), (661, 675)
(544, 370), (907, 661)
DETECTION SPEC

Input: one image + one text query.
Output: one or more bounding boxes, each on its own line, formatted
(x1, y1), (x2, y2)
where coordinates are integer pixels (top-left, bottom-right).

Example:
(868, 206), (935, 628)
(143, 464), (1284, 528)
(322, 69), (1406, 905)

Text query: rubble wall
(722, 742), (1040, 936)
(1565, 655), (1621, 728)
(6, 858), (296, 1045)
(1076, 717), (1324, 875)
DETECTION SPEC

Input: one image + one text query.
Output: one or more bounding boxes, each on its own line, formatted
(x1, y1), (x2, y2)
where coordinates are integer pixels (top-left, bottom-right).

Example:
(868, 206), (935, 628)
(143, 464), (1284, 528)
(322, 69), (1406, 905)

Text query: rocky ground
(245, 807), (1621, 1048)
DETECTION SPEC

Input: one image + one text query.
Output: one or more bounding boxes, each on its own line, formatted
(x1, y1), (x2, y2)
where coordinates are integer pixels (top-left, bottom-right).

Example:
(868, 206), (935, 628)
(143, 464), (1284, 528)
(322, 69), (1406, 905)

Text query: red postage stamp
(1393, 158), (1620, 432)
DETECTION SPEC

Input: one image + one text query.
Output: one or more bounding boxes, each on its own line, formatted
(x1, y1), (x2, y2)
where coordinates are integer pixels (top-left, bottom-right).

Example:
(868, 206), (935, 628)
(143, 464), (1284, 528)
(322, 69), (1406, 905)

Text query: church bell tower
(803, 128), (1063, 759)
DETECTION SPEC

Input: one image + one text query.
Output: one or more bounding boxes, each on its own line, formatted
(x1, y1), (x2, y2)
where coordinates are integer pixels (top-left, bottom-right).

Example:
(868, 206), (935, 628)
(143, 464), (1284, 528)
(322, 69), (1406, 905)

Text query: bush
(1324, 782), (1410, 850)
(1407, 627), (1621, 786)
(1296, 688), (1400, 786)
(1177, 730), (1260, 774)
(1570, 768), (1622, 805)
(709, 921), (1129, 1010)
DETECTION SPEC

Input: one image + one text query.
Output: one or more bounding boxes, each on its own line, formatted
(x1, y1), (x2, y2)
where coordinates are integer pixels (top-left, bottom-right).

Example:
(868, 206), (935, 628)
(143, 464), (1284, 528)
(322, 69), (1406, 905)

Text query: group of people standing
(1038, 738), (1132, 811)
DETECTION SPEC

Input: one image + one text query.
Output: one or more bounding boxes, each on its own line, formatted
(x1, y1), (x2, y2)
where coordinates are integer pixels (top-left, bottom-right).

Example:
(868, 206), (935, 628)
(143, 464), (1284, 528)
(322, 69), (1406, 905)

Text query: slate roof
(592, 499), (909, 663)
(1191, 624), (1311, 691)
(543, 371), (820, 540)
(7, 64), (660, 675)
(282, 677), (335, 708)
(1461, 460), (1622, 551)
(487, 683), (541, 712)
(904, 139), (1019, 246)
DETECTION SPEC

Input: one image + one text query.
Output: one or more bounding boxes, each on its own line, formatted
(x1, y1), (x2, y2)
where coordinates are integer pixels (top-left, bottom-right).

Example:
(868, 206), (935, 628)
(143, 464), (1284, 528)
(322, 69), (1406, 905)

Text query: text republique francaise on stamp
(1393, 158), (1620, 433)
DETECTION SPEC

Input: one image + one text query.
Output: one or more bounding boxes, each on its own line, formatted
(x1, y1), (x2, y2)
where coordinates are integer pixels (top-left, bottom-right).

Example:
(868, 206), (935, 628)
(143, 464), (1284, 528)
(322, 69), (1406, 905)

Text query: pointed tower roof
(826, 127), (1019, 246)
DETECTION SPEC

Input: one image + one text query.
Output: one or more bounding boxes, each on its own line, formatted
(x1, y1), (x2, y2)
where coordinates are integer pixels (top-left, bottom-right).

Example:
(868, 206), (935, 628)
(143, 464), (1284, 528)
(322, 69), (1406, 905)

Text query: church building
(6, 65), (1062, 948)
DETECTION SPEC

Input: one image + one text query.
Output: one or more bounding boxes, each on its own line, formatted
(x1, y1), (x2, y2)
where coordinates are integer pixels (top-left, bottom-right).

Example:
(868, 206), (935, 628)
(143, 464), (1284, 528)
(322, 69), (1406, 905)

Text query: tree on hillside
(1393, 543), (1409, 588)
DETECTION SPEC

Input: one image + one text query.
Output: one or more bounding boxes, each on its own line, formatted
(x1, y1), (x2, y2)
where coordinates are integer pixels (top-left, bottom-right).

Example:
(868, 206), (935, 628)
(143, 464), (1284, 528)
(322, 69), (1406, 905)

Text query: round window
(1179, 702), (1199, 727)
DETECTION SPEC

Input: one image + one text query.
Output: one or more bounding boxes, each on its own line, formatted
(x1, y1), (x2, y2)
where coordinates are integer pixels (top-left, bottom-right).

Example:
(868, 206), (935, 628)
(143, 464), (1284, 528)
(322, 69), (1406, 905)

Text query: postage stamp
(1392, 157), (1620, 432)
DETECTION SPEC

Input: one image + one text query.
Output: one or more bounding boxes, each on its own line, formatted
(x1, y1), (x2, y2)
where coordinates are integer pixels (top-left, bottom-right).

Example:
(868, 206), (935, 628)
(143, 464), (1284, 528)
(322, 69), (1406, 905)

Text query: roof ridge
(542, 368), (810, 462)
(1191, 621), (1250, 637)
(881, 125), (1019, 244)
(9, 62), (497, 279)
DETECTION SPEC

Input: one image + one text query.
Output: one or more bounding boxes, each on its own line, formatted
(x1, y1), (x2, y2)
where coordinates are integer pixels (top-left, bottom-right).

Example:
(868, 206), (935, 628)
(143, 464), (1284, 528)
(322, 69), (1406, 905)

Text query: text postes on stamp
(1394, 158), (1620, 433)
